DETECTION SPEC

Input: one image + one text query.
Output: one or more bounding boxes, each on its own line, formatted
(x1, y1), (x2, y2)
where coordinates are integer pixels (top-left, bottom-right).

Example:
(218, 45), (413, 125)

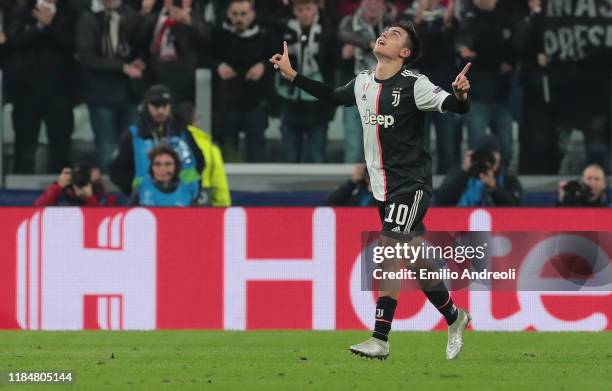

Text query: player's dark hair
(389, 19), (422, 65)
(148, 144), (182, 183)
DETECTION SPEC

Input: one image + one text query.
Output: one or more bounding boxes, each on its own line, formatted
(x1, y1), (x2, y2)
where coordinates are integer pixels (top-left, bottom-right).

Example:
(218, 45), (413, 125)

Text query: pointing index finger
(459, 62), (471, 77)
(283, 41), (288, 56)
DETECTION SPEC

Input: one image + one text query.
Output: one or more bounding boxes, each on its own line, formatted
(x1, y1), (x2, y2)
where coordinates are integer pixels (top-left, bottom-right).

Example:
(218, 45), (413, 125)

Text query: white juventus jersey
(351, 69), (450, 201)
(293, 66), (457, 202)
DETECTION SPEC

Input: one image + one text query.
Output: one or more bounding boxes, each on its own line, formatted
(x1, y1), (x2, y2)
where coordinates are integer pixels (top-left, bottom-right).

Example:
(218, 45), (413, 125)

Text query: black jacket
(109, 115), (204, 195)
(512, 3), (556, 104)
(76, 6), (147, 106)
(140, 8), (209, 103)
(455, 5), (515, 102)
(209, 21), (275, 108)
(326, 180), (375, 207)
(435, 166), (523, 206)
(404, 4), (458, 78)
(5, 0), (77, 97)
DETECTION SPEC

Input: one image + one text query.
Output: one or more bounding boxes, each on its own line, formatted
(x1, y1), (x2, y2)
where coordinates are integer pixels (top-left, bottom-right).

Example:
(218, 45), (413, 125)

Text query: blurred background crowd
(0, 0), (611, 207)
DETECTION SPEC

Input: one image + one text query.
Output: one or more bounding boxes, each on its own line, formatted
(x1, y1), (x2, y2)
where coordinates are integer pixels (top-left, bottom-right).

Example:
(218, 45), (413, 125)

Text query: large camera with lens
(468, 148), (495, 178)
(562, 180), (592, 206)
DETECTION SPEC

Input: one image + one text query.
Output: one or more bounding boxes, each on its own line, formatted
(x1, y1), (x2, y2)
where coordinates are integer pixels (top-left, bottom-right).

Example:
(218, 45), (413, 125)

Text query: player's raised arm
(441, 62), (472, 114)
(269, 41), (298, 81)
(269, 41), (356, 106)
(451, 63), (471, 102)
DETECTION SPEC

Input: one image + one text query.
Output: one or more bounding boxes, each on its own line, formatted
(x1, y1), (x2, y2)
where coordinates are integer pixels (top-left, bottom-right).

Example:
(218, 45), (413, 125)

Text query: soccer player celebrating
(270, 20), (472, 360)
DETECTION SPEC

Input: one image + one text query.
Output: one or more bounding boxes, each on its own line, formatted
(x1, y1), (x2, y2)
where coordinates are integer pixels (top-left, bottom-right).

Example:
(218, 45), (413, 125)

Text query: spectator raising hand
(443, 0), (455, 27)
(142, 0), (208, 103)
(166, 0), (192, 25)
(141, 0), (156, 15)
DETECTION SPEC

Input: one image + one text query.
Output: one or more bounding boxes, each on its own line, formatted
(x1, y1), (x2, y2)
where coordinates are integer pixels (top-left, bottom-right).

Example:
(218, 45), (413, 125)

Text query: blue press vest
(130, 126), (200, 188)
(138, 176), (199, 206)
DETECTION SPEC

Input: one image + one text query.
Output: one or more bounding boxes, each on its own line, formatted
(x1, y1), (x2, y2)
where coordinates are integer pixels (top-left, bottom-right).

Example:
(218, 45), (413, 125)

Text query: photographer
(557, 164), (609, 207)
(326, 163), (375, 206)
(34, 164), (116, 206)
(435, 134), (522, 206)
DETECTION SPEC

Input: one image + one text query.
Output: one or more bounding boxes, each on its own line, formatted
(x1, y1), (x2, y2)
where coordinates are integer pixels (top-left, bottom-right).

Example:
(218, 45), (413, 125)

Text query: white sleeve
(414, 76), (451, 113)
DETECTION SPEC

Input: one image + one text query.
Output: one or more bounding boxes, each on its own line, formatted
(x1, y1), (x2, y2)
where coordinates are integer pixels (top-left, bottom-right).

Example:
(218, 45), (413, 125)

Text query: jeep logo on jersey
(362, 110), (395, 128)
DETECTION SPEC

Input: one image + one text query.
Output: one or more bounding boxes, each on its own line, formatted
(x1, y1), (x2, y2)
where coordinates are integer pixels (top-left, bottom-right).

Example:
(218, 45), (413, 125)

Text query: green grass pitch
(1, 331), (611, 390)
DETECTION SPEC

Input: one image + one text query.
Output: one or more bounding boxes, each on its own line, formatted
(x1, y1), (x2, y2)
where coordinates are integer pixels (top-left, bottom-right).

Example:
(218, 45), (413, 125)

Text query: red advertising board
(0, 207), (610, 331)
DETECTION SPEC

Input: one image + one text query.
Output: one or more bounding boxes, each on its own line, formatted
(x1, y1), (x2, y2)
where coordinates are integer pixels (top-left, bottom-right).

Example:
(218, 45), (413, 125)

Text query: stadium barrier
(0, 207), (610, 331)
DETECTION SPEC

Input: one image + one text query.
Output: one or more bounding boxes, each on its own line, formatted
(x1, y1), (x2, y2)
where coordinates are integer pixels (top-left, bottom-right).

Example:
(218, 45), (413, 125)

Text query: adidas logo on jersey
(362, 110), (395, 128)
(401, 69), (421, 78)
(391, 226), (402, 233)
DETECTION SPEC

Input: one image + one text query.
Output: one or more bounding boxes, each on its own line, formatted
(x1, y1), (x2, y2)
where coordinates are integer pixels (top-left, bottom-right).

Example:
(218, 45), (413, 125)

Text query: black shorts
(377, 190), (431, 236)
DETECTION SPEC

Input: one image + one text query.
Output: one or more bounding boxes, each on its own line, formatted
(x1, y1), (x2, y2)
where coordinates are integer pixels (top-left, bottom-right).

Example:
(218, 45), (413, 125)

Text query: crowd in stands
(0, 0), (611, 207)
(2, 0), (611, 170)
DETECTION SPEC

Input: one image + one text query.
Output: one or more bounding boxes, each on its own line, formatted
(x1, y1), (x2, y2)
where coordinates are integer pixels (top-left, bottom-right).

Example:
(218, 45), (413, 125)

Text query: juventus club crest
(376, 308), (384, 318)
(392, 87), (401, 107)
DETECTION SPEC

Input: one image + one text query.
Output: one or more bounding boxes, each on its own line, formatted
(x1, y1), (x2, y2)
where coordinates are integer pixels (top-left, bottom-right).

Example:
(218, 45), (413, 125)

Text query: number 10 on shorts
(384, 203), (411, 226)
